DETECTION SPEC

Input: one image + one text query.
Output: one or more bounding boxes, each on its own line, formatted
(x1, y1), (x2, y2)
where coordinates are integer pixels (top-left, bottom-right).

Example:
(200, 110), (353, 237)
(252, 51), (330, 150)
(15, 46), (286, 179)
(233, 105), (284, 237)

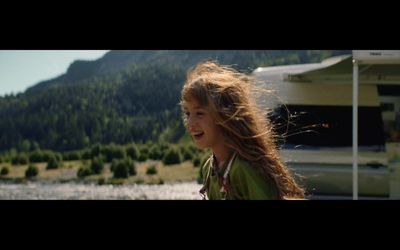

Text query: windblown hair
(180, 60), (305, 199)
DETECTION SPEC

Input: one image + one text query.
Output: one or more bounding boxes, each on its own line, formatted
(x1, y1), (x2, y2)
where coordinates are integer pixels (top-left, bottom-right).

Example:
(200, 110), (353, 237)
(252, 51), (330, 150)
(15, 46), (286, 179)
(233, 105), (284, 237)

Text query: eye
(196, 112), (204, 116)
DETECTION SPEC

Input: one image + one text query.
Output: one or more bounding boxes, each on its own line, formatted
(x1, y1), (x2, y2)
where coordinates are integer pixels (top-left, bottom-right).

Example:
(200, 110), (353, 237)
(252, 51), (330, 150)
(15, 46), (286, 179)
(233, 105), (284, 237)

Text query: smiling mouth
(192, 132), (204, 140)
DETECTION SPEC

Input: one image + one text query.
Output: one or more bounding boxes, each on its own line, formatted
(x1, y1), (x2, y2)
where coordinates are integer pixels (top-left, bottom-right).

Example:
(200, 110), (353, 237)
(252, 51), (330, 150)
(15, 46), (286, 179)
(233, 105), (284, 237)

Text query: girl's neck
(212, 145), (231, 168)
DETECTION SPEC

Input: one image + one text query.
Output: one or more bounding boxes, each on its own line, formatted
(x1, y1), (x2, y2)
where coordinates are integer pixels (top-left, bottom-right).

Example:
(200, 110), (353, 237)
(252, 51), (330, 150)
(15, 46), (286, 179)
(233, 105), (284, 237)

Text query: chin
(194, 143), (206, 149)
(193, 140), (207, 149)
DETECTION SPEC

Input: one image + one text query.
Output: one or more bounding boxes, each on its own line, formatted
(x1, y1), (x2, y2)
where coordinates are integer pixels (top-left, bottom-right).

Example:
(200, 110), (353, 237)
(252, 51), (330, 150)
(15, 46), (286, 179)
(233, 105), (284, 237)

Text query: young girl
(180, 60), (305, 200)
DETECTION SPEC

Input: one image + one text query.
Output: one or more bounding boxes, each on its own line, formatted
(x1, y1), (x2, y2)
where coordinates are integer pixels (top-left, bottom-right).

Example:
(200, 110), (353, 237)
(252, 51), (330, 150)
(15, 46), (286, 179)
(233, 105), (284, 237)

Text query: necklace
(212, 153), (237, 199)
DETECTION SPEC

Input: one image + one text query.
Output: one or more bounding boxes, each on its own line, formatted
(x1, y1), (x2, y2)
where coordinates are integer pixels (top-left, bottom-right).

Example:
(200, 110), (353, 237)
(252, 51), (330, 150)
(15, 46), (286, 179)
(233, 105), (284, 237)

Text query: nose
(187, 115), (196, 131)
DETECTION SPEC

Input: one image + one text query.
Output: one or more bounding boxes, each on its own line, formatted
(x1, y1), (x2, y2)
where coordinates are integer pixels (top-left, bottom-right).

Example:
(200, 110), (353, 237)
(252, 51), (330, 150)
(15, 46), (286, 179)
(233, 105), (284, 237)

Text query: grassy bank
(0, 160), (200, 185)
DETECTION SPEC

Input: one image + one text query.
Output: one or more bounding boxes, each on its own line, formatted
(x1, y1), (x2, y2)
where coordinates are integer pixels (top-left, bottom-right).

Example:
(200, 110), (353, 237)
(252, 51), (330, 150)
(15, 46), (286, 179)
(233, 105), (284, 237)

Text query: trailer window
(269, 105), (385, 150)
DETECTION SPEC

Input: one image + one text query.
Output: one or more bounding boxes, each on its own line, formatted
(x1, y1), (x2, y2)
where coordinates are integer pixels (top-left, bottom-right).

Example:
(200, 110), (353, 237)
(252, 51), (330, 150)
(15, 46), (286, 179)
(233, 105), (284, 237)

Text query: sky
(0, 50), (110, 96)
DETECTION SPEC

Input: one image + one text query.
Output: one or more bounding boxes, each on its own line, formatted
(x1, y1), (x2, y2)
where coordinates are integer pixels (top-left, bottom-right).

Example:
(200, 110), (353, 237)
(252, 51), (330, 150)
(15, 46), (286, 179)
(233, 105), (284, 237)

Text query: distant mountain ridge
(27, 50), (350, 93)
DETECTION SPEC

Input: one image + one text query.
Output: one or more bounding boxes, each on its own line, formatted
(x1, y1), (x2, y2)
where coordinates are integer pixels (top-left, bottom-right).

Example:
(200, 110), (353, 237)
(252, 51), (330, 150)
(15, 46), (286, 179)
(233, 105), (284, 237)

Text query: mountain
(26, 50), (350, 93)
(0, 50), (350, 152)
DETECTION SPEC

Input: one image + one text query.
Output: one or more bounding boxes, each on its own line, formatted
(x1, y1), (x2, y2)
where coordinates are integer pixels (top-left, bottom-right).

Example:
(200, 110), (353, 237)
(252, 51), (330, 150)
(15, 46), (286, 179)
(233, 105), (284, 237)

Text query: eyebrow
(182, 105), (204, 110)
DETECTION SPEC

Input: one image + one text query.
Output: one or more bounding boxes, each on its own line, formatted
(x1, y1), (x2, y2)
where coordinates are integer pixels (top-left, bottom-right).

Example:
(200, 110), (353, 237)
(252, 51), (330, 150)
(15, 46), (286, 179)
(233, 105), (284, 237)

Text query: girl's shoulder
(229, 156), (262, 184)
(229, 155), (278, 199)
(230, 156), (253, 176)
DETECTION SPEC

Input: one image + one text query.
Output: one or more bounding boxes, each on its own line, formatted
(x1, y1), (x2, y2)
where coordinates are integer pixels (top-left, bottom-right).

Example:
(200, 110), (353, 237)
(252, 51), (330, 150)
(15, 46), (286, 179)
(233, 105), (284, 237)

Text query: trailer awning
(287, 54), (400, 85)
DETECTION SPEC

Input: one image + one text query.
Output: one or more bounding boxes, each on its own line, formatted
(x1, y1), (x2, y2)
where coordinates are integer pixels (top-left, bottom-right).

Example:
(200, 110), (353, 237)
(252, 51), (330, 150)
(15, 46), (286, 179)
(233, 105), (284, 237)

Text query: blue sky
(0, 50), (109, 96)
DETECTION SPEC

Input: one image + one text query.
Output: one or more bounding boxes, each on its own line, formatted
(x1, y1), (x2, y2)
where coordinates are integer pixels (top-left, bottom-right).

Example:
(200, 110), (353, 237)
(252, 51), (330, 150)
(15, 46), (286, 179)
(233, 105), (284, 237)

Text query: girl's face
(183, 99), (225, 150)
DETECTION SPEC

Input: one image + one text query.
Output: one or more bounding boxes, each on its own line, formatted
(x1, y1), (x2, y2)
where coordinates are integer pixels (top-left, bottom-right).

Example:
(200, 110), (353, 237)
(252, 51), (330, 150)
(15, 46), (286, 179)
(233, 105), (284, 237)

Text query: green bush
(77, 166), (92, 178)
(126, 144), (140, 160)
(162, 148), (182, 165)
(188, 144), (198, 154)
(159, 142), (170, 151)
(25, 164), (39, 178)
(193, 156), (201, 167)
(46, 155), (60, 170)
(183, 149), (194, 161)
(112, 157), (136, 178)
(149, 145), (163, 160)
(113, 162), (129, 178)
(29, 150), (44, 163)
(1, 167), (9, 176)
(99, 144), (125, 162)
(110, 159), (118, 173)
(19, 154), (29, 165)
(81, 149), (92, 160)
(111, 158), (134, 175)
(138, 153), (148, 162)
(91, 157), (104, 174)
(2, 155), (10, 163)
(11, 156), (18, 165)
(41, 150), (54, 162)
(54, 153), (63, 162)
(145, 140), (154, 148)
(70, 151), (81, 160)
(91, 144), (102, 158)
(136, 145), (149, 162)
(63, 151), (81, 161)
(125, 158), (137, 176)
(11, 154), (29, 165)
(146, 165), (157, 175)
(100, 145), (113, 162)
(140, 146), (150, 157)
(112, 146), (126, 159)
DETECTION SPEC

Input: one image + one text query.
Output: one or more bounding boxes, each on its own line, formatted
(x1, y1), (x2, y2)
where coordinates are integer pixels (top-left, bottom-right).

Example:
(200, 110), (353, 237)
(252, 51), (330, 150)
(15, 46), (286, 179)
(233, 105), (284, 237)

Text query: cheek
(205, 124), (222, 138)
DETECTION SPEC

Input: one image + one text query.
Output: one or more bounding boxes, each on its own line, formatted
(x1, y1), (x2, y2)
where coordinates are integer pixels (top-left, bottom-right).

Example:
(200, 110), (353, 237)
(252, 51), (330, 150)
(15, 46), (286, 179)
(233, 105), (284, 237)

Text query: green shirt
(201, 154), (278, 200)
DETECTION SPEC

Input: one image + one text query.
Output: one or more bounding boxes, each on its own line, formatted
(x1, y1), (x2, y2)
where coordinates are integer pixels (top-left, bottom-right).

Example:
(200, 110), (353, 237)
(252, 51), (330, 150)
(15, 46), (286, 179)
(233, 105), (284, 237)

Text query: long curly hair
(180, 60), (305, 199)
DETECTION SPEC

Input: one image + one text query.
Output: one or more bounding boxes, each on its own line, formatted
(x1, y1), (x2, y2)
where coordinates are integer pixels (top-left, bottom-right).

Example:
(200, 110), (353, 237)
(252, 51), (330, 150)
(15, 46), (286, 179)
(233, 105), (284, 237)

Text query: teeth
(193, 132), (203, 136)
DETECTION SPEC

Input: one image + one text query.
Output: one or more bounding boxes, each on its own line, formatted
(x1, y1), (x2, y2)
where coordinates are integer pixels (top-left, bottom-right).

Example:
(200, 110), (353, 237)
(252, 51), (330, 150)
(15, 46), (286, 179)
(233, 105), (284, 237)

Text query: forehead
(182, 99), (204, 110)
